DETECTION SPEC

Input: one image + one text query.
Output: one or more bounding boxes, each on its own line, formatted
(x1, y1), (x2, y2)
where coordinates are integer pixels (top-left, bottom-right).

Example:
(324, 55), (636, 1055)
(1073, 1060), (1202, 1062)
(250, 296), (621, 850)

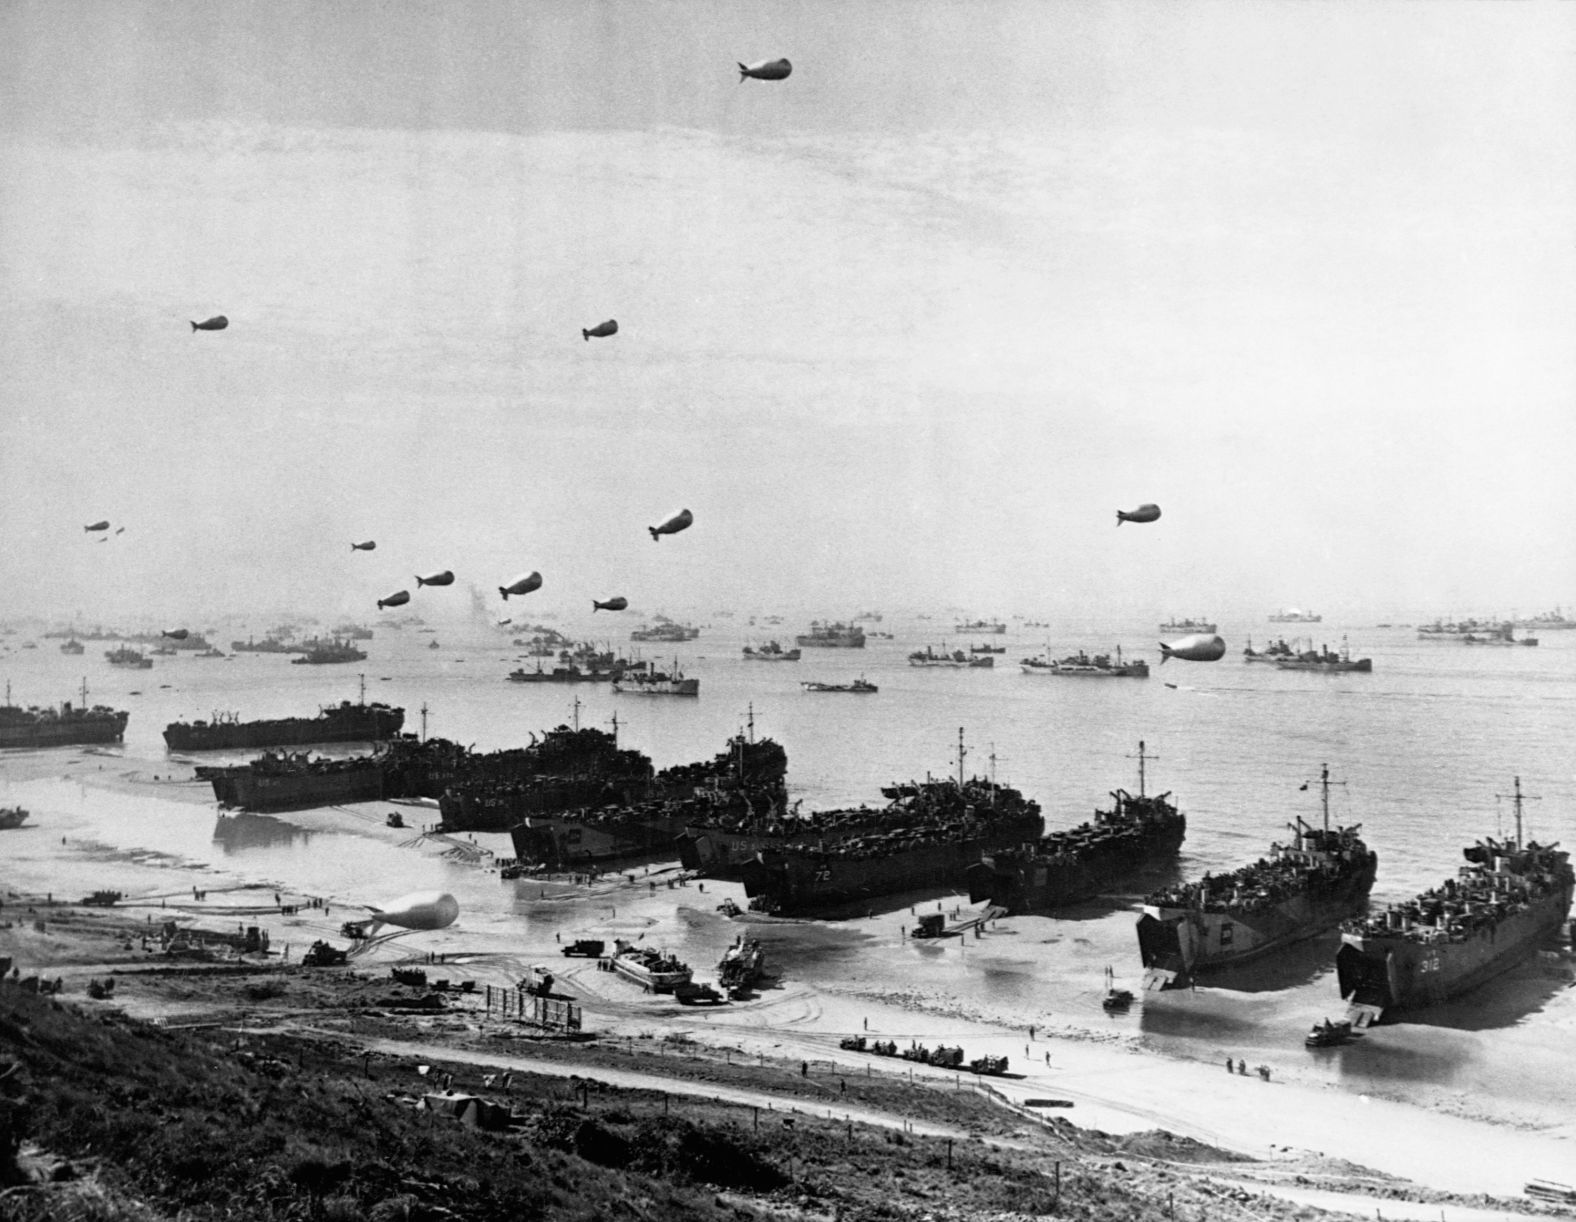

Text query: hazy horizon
(4, 1), (1573, 628)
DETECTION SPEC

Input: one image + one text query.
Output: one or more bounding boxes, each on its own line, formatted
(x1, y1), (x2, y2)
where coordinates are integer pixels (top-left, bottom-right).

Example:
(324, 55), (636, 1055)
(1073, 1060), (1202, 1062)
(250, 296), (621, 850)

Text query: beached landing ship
(609, 939), (693, 994)
(202, 751), (386, 811)
(1336, 778), (1572, 1025)
(967, 742), (1184, 913)
(739, 733), (1044, 916)
(1137, 765), (1377, 990)
(0, 681), (129, 748)
(163, 695), (404, 751)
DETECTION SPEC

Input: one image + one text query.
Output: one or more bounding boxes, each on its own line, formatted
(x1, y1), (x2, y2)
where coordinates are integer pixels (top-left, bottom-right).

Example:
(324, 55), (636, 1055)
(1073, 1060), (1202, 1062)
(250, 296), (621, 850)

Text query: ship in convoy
(1019, 647), (1148, 678)
(163, 683), (404, 751)
(967, 742), (1184, 913)
(611, 664), (698, 696)
(795, 621), (866, 648)
(506, 723), (788, 868)
(290, 638), (368, 665)
(629, 621), (700, 643)
(105, 646), (153, 669)
(0, 680), (129, 749)
(1137, 764), (1377, 990)
(1242, 637), (1297, 663)
(1160, 618), (1217, 634)
(1336, 778), (1572, 1025)
(1274, 638), (1373, 673)
(742, 641), (801, 661)
(908, 646), (994, 668)
(738, 732), (1044, 916)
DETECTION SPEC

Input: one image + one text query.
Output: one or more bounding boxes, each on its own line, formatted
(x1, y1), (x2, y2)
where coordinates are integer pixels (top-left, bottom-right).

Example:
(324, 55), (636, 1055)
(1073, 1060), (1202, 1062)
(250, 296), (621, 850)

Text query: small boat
(801, 678), (878, 693)
(0, 806), (30, 831)
(1304, 1018), (1353, 1047)
(1101, 967), (1134, 1011)
(609, 938), (693, 993)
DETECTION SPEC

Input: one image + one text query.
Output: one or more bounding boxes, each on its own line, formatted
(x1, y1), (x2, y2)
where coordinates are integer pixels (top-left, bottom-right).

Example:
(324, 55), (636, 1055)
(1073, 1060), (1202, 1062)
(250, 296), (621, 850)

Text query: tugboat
(1335, 778), (1572, 1025)
(968, 741), (1184, 912)
(1137, 765), (1378, 990)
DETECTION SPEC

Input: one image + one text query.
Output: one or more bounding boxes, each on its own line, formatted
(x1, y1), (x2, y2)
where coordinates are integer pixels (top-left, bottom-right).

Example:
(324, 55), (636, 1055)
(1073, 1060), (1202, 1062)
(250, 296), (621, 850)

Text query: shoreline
(3, 749), (1574, 1206)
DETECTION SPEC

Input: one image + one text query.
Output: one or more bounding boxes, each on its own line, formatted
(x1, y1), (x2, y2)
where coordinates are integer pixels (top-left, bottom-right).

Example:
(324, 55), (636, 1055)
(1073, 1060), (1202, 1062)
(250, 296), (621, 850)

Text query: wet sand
(4, 743), (1573, 1205)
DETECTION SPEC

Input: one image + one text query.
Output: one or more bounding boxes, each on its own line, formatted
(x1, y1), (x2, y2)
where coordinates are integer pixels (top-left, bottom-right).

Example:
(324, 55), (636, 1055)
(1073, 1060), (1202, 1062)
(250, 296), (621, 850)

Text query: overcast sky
(3, 1), (1573, 627)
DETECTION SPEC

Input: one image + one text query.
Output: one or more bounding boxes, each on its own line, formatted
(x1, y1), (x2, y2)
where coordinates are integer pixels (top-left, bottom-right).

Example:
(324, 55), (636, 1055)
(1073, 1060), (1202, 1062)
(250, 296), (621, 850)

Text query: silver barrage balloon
(1159, 633), (1226, 663)
(84, 520), (110, 532)
(648, 508), (694, 541)
(161, 628), (190, 640)
(582, 319), (618, 341)
(415, 570), (455, 588)
(367, 890), (459, 931)
(377, 589), (411, 609)
(593, 596), (629, 612)
(1116, 503), (1161, 526)
(738, 57), (792, 81)
(190, 315), (228, 332)
(351, 540), (377, 551)
(499, 571), (543, 599)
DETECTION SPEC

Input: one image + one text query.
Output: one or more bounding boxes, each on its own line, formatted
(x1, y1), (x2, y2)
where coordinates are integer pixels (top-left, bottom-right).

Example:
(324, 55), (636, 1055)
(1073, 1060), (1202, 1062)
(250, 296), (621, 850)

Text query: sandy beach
(5, 750), (1573, 1219)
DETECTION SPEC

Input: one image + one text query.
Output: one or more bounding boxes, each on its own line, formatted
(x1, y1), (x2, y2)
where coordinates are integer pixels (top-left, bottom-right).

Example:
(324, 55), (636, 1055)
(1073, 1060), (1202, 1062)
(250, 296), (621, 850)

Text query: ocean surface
(4, 612), (1575, 1131)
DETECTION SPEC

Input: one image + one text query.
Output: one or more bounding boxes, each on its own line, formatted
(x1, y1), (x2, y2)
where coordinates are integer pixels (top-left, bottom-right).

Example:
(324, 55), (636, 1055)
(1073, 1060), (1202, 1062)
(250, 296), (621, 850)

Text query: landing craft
(161, 628), (190, 640)
(377, 589), (411, 609)
(1159, 633), (1226, 663)
(366, 890), (459, 932)
(738, 57), (792, 82)
(84, 520), (110, 533)
(593, 596), (629, 612)
(415, 570), (455, 588)
(500, 572), (543, 599)
(115, 527), (125, 535)
(648, 508), (694, 541)
(1116, 503), (1161, 526)
(351, 540), (377, 551)
(190, 315), (228, 332)
(582, 319), (618, 341)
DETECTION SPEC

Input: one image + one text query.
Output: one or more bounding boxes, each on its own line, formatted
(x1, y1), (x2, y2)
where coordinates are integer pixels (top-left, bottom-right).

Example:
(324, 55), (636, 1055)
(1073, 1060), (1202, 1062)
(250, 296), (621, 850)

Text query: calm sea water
(4, 613), (1575, 1124)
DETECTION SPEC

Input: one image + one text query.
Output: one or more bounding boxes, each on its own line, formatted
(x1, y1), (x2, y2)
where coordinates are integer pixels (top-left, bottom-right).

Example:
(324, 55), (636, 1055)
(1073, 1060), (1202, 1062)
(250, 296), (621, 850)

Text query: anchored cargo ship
(0, 681), (129, 748)
(629, 622), (699, 642)
(1020, 647), (1148, 678)
(1160, 618), (1217, 634)
(795, 621), (865, 648)
(954, 620), (1006, 635)
(290, 638), (367, 665)
(1137, 765), (1377, 990)
(164, 694), (404, 751)
(909, 647), (994, 668)
(1274, 638), (1373, 673)
(1242, 637), (1296, 663)
(739, 732), (1044, 915)
(105, 646), (152, 669)
(742, 641), (801, 661)
(612, 665), (698, 696)
(967, 742), (1183, 912)
(1269, 609), (1322, 624)
(1336, 778), (1572, 1024)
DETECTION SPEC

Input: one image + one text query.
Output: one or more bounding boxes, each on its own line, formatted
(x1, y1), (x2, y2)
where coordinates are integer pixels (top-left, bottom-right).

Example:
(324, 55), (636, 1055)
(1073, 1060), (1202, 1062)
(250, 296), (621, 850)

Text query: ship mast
(80, 676), (88, 708)
(358, 672), (365, 705)
(1498, 776), (1540, 850)
(571, 695), (582, 731)
(609, 709), (619, 744)
(420, 703), (428, 743)
(956, 727), (967, 787)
